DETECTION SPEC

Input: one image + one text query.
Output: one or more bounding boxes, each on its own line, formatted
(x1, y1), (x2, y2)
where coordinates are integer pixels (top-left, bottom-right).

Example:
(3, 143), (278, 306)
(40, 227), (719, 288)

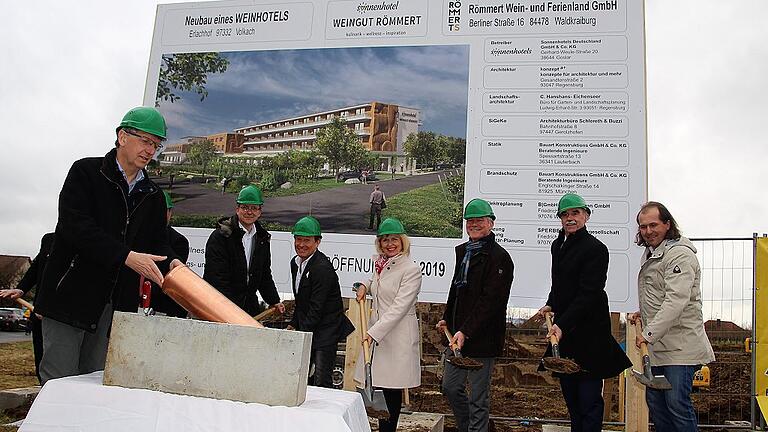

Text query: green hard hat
(378, 218), (406, 236)
(292, 216), (322, 237)
(557, 193), (591, 216)
(163, 191), (174, 209)
(237, 185), (264, 205)
(117, 107), (167, 139)
(464, 198), (495, 220)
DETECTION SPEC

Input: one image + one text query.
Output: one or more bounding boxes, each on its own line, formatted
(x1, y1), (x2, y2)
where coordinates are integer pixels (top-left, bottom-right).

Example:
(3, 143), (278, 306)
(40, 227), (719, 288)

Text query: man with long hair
(630, 202), (714, 432)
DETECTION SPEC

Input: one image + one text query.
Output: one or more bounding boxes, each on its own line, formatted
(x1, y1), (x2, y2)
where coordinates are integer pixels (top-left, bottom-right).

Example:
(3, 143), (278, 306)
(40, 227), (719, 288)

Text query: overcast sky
(2, 0), (767, 258)
(159, 46), (469, 142)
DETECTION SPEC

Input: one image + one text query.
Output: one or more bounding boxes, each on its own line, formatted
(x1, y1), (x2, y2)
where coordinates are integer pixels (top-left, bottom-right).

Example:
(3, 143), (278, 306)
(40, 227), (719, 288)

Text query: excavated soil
(406, 303), (751, 431)
(254, 301), (752, 430)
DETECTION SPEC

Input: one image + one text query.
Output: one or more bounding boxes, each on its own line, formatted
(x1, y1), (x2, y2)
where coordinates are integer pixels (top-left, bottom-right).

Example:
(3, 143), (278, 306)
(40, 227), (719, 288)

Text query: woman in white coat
(355, 218), (422, 432)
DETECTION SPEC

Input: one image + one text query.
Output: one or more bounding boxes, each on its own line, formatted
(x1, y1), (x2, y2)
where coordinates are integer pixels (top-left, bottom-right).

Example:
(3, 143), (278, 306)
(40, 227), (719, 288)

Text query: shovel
(542, 312), (581, 374)
(442, 327), (483, 370)
(631, 321), (672, 390)
(253, 305), (278, 322)
(356, 297), (389, 419)
(15, 298), (34, 311)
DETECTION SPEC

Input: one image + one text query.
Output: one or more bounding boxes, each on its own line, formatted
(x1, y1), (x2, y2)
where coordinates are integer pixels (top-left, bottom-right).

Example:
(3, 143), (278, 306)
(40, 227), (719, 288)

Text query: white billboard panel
(152, 0), (647, 311)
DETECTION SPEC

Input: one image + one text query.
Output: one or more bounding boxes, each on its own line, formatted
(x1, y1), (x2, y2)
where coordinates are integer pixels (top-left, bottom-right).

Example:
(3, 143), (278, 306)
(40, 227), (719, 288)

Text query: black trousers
(559, 375), (604, 432)
(310, 346), (337, 388)
(31, 313), (43, 383)
(379, 388), (403, 432)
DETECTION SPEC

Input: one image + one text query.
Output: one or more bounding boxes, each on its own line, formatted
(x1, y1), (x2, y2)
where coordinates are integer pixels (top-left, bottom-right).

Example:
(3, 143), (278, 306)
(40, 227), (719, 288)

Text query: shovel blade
(363, 363), (373, 400)
(371, 389), (389, 413)
(631, 369), (672, 390)
(357, 386), (374, 406)
(631, 368), (650, 386)
(357, 387), (389, 419)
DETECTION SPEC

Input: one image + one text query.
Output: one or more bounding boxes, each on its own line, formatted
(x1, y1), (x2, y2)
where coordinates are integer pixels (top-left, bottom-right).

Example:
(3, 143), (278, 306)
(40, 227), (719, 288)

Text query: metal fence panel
(411, 237), (757, 429)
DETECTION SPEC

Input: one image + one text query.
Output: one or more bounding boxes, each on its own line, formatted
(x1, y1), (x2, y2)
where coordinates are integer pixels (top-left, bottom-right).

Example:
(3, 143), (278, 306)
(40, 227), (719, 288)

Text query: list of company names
(447, 0), (642, 257)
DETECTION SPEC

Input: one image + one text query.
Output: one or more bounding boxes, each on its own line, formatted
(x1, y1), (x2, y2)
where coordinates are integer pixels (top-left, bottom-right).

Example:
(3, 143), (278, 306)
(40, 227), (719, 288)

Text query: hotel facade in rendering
(234, 101), (421, 171)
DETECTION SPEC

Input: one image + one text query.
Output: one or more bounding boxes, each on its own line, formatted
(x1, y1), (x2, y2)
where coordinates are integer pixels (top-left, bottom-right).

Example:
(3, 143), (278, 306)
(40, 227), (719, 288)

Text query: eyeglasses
(123, 129), (163, 150)
(238, 205), (262, 212)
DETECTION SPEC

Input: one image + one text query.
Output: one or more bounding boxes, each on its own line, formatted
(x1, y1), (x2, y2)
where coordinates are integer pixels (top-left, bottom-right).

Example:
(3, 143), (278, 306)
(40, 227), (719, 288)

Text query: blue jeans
(645, 365), (698, 432)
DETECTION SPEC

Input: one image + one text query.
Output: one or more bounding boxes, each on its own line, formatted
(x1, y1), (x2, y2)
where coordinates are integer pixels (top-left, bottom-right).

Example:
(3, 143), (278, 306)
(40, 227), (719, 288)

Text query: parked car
(433, 162), (459, 171)
(0, 308), (27, 331)
(336, 170), (377, 182)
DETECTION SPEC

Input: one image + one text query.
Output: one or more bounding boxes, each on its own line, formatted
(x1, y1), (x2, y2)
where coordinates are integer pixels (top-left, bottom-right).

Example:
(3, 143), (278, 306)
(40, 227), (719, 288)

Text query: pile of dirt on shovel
(260, 300), (295, 329)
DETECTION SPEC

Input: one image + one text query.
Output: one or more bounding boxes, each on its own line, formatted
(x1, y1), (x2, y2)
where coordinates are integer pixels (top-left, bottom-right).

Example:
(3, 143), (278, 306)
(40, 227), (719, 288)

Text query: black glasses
(123, 129), (162, 150)
(238, 205), (262, 212)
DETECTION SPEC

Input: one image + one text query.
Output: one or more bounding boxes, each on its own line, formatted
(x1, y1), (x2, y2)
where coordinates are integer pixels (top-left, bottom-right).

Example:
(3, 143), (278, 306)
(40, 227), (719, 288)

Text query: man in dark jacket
(538, 193), (631, 432)
(437, 199), (514, 432)
(287, 216), (355, 388)
(203, 185), (283, 316)
(0, 232), (54, 382)
(34, 107), (183, 384)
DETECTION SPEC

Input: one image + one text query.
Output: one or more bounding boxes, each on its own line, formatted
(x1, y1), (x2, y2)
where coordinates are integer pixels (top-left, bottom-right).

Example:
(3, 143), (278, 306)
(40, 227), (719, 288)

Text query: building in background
(235, 102), (421, 171)
(160, 133), (244, 165)
(208, 132), (245, 154)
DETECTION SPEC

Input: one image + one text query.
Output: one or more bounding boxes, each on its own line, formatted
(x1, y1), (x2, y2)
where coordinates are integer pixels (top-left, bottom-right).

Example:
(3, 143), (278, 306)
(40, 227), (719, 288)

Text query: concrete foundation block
(0, 386), (40, 410)
(397, 411), (444, 431)
(103, 312), (312, 406)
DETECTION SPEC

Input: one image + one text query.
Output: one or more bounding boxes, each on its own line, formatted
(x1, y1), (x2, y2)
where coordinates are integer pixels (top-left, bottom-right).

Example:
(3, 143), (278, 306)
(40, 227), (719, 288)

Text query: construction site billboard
(145, 0), (647, 310)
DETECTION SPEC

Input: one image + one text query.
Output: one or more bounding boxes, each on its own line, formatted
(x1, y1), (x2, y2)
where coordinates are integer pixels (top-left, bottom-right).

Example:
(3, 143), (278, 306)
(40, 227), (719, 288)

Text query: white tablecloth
(20, 372), (371, 432)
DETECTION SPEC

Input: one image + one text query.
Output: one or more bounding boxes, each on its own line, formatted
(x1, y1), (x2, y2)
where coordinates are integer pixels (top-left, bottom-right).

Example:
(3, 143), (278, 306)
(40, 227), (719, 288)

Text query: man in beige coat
(631, 202), (714, 432)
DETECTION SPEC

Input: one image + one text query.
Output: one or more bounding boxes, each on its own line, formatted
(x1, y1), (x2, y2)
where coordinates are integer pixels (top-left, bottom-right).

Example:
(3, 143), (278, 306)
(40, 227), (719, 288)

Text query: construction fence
(410, 235), (758, 429)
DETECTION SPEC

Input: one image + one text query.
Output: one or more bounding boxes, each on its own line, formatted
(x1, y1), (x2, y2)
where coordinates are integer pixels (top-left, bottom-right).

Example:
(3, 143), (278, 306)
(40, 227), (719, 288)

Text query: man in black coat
(203, 185), (283, 316)
(34, 107), (183, 384)
(538, 193), (631, 432)
(287, 216), (355, 388)
(0, 232), (55, 382)
(438, 199), (514, 432)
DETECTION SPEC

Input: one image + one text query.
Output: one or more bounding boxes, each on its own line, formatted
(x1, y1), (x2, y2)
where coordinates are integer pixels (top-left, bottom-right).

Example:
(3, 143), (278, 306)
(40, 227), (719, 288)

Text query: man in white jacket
(631, 202), (714, 432)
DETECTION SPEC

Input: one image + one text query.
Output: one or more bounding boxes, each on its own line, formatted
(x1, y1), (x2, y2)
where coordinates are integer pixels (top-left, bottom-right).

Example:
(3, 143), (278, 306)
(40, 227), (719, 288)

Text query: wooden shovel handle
(443, 327), (459, 353)
(253, 306), (276, 321)
(15, 298), (34, 311)
(633, 320), (651, 357)
(545, 312), (558, 346)
(358, 299), (372, 363)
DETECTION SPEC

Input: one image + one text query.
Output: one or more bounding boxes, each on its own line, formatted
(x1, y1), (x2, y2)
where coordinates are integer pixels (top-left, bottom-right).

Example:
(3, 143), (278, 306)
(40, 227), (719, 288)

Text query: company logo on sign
(447, 1), (461, 31)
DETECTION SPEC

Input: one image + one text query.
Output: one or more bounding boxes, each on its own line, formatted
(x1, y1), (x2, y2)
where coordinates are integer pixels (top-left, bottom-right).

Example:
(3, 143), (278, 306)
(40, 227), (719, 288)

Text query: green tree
(444, 136), (466, 165)
(187, 139), (218, 176)
(347, 141), (377, 172)
(404, 131), (443, 168)
(290, 150), (324, 181)
(315, 117), (368, 180)
(156, 53), (230, 105)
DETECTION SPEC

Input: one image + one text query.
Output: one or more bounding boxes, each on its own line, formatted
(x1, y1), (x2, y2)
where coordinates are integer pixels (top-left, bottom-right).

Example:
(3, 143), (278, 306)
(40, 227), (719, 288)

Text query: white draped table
(19, 371), (371, 432)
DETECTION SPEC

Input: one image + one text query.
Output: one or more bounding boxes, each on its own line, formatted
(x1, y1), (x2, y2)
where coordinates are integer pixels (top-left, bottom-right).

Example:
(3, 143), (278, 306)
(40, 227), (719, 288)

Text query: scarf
(374, 255), (389, 274)
(453, 239), (486, 289)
